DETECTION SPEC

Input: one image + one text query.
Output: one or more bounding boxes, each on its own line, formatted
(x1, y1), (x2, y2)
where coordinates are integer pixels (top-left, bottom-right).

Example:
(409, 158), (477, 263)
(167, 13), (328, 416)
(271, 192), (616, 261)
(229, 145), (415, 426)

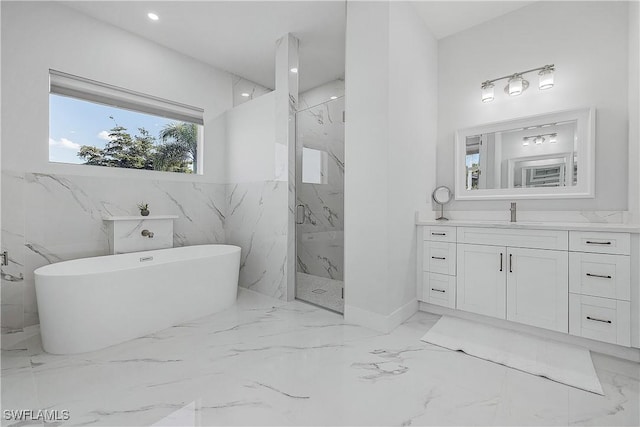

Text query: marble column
(275, 34), (299, 301)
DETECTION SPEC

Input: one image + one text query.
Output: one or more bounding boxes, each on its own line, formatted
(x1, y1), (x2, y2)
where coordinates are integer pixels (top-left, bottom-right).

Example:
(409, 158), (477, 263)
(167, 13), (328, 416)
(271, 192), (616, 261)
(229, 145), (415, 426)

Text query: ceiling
(61, 1), (534, 92)
(413, 1), (534, 40)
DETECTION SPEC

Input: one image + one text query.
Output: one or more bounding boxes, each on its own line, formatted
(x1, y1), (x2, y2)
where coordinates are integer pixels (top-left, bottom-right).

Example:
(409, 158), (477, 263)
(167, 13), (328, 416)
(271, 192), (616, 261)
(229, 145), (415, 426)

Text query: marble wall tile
(2, 170), (226, 335)
(298, 78), (345, 111)
(225, 181), (288, 300)
(232, 75), (272, 108)
(1, 171), (25, 334)
(297, 231), (344, 281)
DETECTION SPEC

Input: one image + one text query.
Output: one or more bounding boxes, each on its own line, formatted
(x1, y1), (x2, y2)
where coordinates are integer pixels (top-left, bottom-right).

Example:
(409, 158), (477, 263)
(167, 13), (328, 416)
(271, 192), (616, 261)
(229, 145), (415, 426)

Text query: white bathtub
(34, 244), (240, 354)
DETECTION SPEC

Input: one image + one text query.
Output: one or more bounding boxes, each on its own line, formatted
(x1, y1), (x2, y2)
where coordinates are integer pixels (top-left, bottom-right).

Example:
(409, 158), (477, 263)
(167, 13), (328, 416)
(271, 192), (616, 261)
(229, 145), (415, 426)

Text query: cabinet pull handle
(431, 232), (446, 236)
(509, 253), (513, 273)
(586, 316), (612, 324)
(586, 273), (612, 279)
(499, 253), (503, 272)
(431, 288), (446, 293)
(431, 256), (446, 260)
(586, 240), (612, 245)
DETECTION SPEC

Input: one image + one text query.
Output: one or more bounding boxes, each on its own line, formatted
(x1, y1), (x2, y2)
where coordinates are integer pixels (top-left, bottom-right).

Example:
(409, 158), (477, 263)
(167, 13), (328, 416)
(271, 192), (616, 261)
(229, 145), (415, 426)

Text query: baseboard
(420, 302), (640, 363)
(345, 298), (418, 333)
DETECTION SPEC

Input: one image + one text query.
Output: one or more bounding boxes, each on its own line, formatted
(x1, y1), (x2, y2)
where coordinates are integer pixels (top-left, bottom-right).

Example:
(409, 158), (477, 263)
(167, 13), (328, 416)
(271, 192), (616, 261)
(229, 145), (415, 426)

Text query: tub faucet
(141, 229), (154, 238)
(510, 202), (517, 223)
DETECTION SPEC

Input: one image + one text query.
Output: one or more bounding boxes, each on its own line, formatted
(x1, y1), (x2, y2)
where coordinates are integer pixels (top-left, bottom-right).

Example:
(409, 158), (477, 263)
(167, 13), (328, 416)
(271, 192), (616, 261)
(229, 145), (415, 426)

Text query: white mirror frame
(454, 107), (595, 200)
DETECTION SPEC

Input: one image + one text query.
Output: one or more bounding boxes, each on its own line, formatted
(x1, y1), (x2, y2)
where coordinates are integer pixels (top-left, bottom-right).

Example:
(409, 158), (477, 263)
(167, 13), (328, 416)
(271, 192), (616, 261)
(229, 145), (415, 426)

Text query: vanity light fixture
(147, 12), (159, 21)
(538, 65), (555, 90)
(481, 81), (495, 103)
(481, 64), (555, 102)
(507, 74), (527, 96)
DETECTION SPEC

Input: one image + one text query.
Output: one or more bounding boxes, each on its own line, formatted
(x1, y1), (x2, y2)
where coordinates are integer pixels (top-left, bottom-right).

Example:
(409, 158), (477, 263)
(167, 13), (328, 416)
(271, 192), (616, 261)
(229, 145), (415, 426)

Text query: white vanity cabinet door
(457, 244), (506, 319)
(506, 248), (569, 333)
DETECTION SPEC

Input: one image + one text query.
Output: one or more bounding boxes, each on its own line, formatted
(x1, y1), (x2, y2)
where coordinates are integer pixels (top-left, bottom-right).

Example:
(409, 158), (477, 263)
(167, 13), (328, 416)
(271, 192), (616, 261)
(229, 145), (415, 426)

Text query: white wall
(629, 1), (640, 223)
(345, 1), (392, 321)
(437, 1), (630, 212)
(387, 2), (438, 321)
(225, 92), (277, 183)
(344, 1), (437, 331)
(1, 1), (232, 183)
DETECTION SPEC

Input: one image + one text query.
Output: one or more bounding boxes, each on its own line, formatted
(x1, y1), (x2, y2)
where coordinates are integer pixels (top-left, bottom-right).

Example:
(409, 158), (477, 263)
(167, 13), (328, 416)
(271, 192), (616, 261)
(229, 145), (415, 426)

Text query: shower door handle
(296, 204), (305, 225)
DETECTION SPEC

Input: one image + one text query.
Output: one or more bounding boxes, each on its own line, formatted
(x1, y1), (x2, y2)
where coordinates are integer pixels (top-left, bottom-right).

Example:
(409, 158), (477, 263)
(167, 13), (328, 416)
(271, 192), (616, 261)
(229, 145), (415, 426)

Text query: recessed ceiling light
(290, 67), (298, 73)
(147, 12), (159, 21)
(241, 93), (250, 97)
(330, 96), (338, 100)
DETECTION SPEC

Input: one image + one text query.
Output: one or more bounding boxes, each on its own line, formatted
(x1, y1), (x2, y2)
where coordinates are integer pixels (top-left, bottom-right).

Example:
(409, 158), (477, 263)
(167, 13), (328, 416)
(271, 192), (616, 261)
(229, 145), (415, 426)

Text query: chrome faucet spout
(510, 202), (517, 223)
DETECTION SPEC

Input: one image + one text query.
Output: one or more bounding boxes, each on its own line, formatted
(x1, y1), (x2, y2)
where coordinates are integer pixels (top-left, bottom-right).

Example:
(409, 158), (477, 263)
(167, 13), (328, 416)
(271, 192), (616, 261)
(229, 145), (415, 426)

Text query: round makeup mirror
(432, 186), (453, 221)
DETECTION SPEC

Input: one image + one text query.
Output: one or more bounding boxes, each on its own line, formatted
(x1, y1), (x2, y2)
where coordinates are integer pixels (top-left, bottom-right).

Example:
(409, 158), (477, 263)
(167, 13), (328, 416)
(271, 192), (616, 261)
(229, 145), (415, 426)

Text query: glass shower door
(295, 96), (345, 313)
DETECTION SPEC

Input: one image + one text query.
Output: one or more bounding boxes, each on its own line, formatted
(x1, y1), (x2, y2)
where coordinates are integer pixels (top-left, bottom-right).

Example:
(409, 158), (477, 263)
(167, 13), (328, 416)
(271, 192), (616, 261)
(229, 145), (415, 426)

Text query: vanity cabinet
(456, 229), (568, 332)
(568, 231), (631, 346)
(419, 226), (457, 309)
(417, 223), (636, 348)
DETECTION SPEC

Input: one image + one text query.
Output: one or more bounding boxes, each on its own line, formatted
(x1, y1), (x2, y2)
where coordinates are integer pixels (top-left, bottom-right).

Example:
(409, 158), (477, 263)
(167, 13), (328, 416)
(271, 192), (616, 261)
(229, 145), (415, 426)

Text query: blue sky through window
(466, 153), (479, 168)
(49, 94), (178, 164)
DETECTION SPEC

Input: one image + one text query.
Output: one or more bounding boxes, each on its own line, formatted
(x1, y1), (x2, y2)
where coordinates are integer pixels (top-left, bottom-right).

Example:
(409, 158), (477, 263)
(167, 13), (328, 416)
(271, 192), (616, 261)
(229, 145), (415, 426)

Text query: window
(49, 70), (204, 174)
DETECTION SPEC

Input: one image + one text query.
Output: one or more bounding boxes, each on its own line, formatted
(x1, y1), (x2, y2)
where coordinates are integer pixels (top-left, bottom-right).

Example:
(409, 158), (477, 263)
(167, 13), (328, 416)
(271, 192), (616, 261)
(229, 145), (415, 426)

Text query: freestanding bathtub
(34, 244), (241, 354)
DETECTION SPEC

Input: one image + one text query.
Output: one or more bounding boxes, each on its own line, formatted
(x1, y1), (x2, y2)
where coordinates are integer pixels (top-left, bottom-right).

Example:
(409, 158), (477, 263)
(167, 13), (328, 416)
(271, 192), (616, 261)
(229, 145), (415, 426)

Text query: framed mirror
(454, 107), (595, 200)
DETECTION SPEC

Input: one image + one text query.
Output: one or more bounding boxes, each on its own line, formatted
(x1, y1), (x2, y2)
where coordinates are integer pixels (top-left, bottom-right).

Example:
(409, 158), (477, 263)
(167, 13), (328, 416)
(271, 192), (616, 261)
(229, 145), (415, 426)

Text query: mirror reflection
(465, 120), (578, 190)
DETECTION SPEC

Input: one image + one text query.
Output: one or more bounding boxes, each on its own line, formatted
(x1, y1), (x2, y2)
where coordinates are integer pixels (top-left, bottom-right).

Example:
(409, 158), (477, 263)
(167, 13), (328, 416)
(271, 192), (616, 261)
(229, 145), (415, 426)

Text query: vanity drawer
(423, 242), (456, 275)
(423, 226), (457, 243)
(569, 294), (630, 347)
(569, 252), (630, 300)
(569, 231), (630, 255)
(423, 272), (456, 309)
(457, 227), (568, 250)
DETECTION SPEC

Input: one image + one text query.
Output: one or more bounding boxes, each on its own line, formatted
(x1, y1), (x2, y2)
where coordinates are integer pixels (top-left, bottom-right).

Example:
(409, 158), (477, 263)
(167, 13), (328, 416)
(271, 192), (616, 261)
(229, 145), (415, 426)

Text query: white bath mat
(421, 316), (603, 395)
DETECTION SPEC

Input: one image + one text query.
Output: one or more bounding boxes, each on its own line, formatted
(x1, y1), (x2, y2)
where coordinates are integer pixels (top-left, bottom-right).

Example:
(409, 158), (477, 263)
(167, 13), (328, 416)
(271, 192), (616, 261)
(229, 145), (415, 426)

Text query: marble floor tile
(1, 289), (638, 427)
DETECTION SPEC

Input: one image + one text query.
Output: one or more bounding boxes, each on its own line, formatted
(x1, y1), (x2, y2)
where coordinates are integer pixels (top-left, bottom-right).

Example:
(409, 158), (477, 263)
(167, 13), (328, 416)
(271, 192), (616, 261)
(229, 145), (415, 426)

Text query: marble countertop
(416, 220), (640, 233)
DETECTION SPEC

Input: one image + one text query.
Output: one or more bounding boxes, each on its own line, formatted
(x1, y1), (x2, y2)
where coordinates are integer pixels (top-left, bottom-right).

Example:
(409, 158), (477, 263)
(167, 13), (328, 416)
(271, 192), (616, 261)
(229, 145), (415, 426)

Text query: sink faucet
(141, 229), (154, 238)
(510, 202), (517, 223)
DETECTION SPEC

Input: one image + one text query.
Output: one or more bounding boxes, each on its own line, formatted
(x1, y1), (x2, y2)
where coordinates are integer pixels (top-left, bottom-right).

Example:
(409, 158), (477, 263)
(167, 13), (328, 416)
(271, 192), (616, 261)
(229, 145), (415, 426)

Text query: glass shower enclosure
(294, 95), (345, 313)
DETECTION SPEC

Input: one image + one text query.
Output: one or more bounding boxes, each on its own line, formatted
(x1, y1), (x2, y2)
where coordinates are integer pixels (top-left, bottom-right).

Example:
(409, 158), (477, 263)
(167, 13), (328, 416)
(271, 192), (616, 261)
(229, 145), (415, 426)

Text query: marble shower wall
(0, 170), (226, 334)
(296, 80), (345, 281)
